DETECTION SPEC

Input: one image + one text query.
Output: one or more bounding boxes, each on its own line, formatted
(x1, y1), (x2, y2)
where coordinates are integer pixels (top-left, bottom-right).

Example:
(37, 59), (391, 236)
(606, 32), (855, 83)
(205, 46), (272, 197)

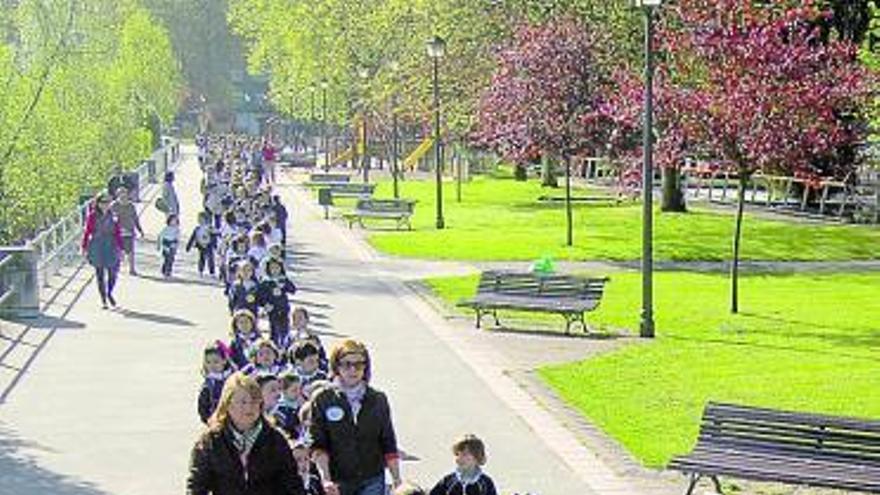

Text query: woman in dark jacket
(309, 339), (402, 495)
(188, 372), (304, 495)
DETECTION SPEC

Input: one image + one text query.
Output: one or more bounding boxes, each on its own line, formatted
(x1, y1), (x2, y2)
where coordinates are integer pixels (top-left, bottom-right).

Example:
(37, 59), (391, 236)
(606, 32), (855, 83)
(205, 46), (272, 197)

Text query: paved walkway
(0, 147), (675, 495)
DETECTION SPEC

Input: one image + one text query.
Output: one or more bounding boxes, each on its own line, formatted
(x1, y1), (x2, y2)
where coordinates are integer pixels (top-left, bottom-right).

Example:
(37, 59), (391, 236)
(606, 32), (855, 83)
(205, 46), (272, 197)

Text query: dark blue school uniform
(228, 331), (260, 369)
(228, 279), (260, 315)
(196, 369), (233, 423)
(259, 276), (297, 343)
(272, 398), (303, 439)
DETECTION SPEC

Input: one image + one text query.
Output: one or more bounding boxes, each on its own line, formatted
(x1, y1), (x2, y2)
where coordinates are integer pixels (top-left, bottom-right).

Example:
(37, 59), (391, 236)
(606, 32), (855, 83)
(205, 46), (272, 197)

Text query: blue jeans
(340, 474), (386, 495)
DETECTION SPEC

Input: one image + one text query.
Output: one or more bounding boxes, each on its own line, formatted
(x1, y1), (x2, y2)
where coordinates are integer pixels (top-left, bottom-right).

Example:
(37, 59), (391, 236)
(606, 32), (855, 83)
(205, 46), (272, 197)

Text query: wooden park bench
(457, 271), (609, 334)
(668, 402), (880, 495)
(303, 173), (351, 187)
(320, 183), (376, 200)
(341, 198), (416, 230)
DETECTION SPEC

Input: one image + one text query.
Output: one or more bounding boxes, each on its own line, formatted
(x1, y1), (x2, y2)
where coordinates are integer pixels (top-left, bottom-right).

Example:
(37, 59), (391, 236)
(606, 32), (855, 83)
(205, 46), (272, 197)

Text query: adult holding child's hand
(309, 339), (402, 495)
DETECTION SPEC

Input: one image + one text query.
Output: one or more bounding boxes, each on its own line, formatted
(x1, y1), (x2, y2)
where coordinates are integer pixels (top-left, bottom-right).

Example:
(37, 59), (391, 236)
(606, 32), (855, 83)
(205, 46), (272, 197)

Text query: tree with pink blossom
(474, 17), (611, 246)
(627, 1), (876, 312)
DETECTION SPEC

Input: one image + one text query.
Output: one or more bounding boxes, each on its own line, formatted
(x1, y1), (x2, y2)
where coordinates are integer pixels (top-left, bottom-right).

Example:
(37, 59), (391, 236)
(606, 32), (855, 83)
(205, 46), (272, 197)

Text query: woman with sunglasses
(81, 192), (123, 309)
(309, 339), (402, 495)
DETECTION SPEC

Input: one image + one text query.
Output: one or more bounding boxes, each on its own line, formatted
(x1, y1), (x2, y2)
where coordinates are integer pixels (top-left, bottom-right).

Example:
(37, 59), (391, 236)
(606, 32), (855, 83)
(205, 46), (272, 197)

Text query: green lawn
(366, 176), (880, 261)
(425, 271), (880, 467)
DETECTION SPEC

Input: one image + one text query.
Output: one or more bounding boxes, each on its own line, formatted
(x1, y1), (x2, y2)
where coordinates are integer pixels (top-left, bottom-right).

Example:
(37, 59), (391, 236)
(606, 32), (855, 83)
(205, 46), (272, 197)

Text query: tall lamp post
(358, 66), (371, 183)
(321, 79), (329, 171)
(427, 35), (446, 230)
(389, 61), (401, 199)
(310, 84), (317, 163)
(633, 0), (661, 339)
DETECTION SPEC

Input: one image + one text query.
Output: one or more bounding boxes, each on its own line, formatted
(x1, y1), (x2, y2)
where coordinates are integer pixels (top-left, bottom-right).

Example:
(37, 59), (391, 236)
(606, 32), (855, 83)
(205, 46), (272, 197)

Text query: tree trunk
(565, 156), (573, 246)
(661, 167), (687, 212)
(541, 153), (558, 188)
(730, 172), (748, 314)
(514, 163), (528, 181)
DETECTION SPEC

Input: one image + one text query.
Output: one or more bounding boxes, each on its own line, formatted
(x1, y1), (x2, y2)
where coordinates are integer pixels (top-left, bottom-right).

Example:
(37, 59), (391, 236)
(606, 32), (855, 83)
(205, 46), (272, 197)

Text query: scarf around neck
(333, 378), (367, 418)
(455, 466), (484, 486)
(228, 420), (263, 455)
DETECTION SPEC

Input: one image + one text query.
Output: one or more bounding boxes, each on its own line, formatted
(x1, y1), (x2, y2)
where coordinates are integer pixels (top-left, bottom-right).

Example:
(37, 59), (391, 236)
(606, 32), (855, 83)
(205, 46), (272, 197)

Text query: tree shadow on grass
(0, 424), (110, 495)
(735, 312), (880, 349)
(664, 332), (879, 363)
(482, 322), (622, 341)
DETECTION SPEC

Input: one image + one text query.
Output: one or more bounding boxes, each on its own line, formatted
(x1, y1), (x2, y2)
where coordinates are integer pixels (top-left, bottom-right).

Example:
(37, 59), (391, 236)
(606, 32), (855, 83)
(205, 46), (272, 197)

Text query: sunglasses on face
(338, 360), (366, 371)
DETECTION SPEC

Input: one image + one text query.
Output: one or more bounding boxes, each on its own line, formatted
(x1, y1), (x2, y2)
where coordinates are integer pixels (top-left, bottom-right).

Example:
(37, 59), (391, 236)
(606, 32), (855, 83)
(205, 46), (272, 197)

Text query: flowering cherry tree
(474, 18), (610, 246)
(654, 1), (875, 312)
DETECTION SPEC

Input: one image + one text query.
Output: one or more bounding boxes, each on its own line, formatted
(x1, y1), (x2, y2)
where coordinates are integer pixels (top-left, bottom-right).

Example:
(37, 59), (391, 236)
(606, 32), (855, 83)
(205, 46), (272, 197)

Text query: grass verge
(365, 176), (880, 261)
(425, 271), (880, 467)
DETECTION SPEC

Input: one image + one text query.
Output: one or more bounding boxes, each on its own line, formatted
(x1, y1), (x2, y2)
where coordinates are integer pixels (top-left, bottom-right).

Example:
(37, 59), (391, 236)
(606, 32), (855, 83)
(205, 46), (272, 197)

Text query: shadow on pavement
(2, 315), (86, 331)
(0, 424), (110, 495)
(115, 308), (195, 327)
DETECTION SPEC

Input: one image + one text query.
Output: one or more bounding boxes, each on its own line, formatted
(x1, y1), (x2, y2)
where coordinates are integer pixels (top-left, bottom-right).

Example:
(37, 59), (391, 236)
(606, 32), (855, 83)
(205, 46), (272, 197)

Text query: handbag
(155, 196), (168, 212)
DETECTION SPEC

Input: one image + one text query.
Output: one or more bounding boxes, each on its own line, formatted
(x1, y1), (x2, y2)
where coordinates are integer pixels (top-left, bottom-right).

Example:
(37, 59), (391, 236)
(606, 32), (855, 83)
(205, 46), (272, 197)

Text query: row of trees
(0, 0), (182, 243)
(226, 0), (644, 141)
(230, 0), (877, 314)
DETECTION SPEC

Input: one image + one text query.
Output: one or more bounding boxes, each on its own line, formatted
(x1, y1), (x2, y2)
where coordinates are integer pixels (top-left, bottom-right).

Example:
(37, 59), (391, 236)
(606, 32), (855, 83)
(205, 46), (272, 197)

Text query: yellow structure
(403, 137), (433, 172)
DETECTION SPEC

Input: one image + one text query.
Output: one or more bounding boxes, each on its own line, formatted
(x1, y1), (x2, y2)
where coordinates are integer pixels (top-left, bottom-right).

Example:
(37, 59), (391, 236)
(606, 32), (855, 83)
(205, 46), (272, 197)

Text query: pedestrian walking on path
(187, 372), (305, 495)
(111, 186), (144, 275)
(81, 192), (123, 309)
(309, 339), (402, 495)
(161, 171), (180, 219)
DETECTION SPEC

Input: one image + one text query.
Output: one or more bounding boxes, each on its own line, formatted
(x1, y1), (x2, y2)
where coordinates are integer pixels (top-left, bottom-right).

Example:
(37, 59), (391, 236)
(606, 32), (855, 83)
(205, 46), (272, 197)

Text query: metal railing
(0, 138), (181, 318)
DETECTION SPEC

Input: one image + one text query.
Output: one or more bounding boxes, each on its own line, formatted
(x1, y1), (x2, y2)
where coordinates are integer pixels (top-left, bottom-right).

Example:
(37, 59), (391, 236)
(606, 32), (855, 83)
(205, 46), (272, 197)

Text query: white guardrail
(0, 138), (181, 318)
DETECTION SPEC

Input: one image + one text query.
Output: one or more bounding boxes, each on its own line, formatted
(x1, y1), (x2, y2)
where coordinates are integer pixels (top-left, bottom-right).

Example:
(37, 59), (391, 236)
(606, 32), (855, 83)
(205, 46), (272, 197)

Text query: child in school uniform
(256, 373), (282, 415)
(248, 230), (269, 266)
(227, 260), (260, 316)
(291, 441), (325, 495)
(429, 434), (497, 495)
(259, 257), (297, 347)
(186, 211), (217, 277)
(257, 242), (284, 279)
(290, 340), (327, 397)
(228, 309), (261, 369)
(223, 233), (250, 291)
(196, 341), (235, 423)
(240, 338), (285, 377)
(157, 214), (180, 278)
(272, 372), (304, 440)
(290, 307), (328, 371)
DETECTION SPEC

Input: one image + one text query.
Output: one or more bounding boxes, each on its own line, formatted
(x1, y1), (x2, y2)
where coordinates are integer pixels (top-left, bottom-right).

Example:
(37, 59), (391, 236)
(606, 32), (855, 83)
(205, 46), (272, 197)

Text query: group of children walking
(191, 134), (499, 495)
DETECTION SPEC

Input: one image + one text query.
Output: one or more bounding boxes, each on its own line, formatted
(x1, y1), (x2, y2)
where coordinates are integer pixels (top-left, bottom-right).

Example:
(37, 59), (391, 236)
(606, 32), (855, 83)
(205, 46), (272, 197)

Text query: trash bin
(0, 247), (39, 318)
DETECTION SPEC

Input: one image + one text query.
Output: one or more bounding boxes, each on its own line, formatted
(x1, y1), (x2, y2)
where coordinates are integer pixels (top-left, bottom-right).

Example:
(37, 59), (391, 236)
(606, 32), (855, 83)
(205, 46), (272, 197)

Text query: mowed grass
(424, 271), (880, 467)
(367, 176), (880, 261)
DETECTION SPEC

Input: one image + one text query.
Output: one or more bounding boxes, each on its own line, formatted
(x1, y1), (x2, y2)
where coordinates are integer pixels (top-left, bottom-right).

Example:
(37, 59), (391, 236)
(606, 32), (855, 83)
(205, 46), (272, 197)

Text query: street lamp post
(389, 60), (401, 199)
(358, 66), (371, 183)
(427, 35), (447, 230)
(310, 85), (317, 164)
(321, 79), (329, 171)
(633, 0), (661, 339)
